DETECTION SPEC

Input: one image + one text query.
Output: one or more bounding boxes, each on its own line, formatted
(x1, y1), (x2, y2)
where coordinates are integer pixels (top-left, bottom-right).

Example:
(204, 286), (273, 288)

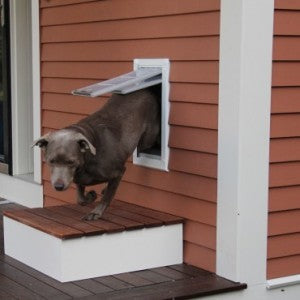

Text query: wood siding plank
(268, 210), (300, 236)
(169, 126), (217, 154)
(270, 138), (300, 163)
(268, 233), (300, 259)
(169, 148), (217, 178)
(170, 102), (218, 130)
(41, 13), (220, 42)
(274, 11), (300, 36)
(184, 241), (215, 273)
(267, 255), (300, 279)
(41, 0), (220, 25)
(269, 162), (300, 187)
(271, 114), (300, 138)
(269, 186), (300, 212)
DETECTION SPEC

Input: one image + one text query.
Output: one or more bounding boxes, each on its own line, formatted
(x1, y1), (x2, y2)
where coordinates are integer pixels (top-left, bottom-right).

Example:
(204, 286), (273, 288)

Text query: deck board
(3, 201), (183, 239)
(0, 202), (246, 299)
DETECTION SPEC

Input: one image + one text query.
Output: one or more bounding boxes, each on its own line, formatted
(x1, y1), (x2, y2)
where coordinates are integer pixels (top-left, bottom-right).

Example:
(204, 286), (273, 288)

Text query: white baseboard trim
(267, 274), (300, 290)
(0, 173), (43, 208)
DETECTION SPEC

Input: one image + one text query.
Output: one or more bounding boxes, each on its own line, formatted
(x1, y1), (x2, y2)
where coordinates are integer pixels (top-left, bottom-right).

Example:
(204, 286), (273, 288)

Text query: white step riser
(4, 216), (183, 282)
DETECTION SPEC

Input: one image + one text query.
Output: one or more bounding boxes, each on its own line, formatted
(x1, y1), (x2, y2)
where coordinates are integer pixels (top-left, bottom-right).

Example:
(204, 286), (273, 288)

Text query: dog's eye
(49, 159), (56, 164)
(66, 160), (75, 165)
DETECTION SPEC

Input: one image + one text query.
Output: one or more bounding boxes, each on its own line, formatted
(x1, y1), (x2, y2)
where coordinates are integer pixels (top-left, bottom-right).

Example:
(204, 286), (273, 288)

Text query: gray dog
(34, 88), (160, 220)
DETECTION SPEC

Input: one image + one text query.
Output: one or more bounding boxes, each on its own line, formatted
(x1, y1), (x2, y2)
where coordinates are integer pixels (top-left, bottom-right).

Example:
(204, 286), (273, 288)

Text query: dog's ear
(76, 133), (96, 155)
(32, 133), (51, 149)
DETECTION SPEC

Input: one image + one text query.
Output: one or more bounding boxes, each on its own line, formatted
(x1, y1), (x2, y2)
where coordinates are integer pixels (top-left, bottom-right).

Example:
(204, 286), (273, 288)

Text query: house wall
(268, 0), (300, 279)
(40, 0), (220, 272)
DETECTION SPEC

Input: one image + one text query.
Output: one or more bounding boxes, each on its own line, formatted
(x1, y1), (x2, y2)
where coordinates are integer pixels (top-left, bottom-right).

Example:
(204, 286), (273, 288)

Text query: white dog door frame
(71, 58), (170, 171)
(132, 59), (170, 171)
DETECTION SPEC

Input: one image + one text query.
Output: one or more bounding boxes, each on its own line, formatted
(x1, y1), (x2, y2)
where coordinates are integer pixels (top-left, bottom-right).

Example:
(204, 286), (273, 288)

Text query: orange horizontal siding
(40, 0), (93, 8)
(184, 241), (215, 273)
(272, 87), (300, 113)
(270, 114), (300, 138)
(184, 220), (216, 250)
(269, 5), (300, 279)
(268, 210), (300, 236)
(170, 103), (217, 130)
(275, 0), (300, 9)
(274, 10), (300, 36)
(169, 126), (217, 154)
(123, 163), (217, 203)
(273, 37), (300, 61)
(270, 138), (300, 163)
(42, 38), (219, 61)
(269, 186), (300, 212)
(169, 149), (217, 178)
(170, 83), (218, 104)
(42, 93), (106, 115)
(40, 0), (220, 272)
(115, 180), (217, 226)
(272, 62), (300, 87)
(268, 233), (300, 259)
(267, 255), (300, 279)
(41, 0), (220, 25)
(269, 162), (300, 188)
(42, 12), (220, 42)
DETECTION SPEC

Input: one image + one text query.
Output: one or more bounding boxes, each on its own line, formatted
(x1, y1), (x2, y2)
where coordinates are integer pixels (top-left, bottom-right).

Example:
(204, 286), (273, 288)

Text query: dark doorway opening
(0, 0), (12, 175)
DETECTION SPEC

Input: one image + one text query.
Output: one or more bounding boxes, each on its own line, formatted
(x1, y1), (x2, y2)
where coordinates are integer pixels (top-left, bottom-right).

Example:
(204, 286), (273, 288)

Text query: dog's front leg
(83, 169), (125, 221)
(76, 184), (97, 206)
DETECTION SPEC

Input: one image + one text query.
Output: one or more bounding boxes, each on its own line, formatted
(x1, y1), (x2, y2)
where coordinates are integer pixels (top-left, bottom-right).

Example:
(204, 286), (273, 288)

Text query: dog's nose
(54, 182), (65, 191)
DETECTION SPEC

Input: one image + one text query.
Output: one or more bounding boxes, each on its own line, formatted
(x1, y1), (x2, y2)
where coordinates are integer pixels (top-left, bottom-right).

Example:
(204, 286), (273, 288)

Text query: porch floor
(0, 202), (246, 299)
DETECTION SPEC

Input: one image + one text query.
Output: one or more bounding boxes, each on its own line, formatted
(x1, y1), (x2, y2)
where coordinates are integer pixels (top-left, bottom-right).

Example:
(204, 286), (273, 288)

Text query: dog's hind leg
(76, 184), (97, 206)
(83, 168), (125, 221)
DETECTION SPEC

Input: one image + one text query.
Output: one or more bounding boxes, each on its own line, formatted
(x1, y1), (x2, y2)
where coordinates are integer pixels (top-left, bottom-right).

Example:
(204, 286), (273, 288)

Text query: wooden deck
(0, 202), (246, 299)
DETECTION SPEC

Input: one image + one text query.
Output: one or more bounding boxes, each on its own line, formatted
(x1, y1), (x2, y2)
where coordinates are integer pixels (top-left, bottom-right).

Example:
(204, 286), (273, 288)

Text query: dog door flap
(72, 68), (162, 97)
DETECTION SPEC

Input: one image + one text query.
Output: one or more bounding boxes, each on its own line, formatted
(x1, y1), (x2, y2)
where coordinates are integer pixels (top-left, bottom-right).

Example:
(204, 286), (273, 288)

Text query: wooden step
(3, 200), (183, 282)
(3, 200), (183, 239)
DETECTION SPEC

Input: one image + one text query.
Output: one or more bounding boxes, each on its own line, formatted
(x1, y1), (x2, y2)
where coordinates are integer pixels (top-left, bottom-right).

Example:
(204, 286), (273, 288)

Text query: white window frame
(0, 0), (42, 208)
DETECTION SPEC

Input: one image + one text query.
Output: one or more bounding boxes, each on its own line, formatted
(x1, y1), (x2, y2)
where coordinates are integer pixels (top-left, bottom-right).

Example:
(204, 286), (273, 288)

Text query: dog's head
(33, 130), (96, 191)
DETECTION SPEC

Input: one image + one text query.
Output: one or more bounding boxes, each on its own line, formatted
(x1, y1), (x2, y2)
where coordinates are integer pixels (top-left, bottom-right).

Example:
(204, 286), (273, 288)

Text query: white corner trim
(217, 0), (274, 286)
(31, 0), (42, 184)
(0, 173), (43, 207)
(267, 274), (300, 290)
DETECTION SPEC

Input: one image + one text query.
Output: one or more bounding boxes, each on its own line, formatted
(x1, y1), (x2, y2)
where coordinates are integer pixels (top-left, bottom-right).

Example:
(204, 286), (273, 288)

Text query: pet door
(72, 59), (170, 171)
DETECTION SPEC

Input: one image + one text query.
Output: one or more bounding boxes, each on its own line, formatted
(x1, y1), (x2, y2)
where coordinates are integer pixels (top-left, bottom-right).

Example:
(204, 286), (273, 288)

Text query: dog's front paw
(83, 212), (102, 221)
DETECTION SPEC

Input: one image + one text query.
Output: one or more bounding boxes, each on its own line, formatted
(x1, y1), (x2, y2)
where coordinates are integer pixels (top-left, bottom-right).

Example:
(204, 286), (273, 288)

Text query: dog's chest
(74, 163), (107, 185)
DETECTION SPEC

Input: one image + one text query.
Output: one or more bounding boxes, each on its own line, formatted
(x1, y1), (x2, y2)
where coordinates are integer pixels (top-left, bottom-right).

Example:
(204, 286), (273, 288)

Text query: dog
(33, 87), (160, 220)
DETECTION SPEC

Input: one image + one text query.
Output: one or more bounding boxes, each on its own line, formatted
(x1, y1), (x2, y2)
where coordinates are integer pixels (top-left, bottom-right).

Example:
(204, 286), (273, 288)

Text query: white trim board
(0, 173), (43, 207)
(267, 274), (300, 290)
(4, 217), (183, 282)
(31, 0), (42, 184)
(217, 0), (274, 286)
(9, 0), (41, 184)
